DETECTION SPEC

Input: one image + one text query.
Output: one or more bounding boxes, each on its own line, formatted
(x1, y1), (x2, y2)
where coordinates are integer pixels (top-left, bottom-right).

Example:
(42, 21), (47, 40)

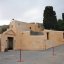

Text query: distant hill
(0, 25), (9, 34)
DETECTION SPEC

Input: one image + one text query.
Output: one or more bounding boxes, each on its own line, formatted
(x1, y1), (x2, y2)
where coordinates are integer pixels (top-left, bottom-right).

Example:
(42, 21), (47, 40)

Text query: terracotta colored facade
(0, 20), (64, 52)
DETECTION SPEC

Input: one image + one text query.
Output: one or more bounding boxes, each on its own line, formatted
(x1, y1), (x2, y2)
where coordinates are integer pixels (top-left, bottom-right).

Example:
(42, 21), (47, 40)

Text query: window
(63, 32), (64, 39)
(29, 27), (31, 29)
(47, 32), (49, 40)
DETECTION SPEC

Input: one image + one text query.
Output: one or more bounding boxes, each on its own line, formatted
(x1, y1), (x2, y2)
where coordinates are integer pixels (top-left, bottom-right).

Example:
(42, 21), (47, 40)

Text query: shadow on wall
(30, 30), (44, 35)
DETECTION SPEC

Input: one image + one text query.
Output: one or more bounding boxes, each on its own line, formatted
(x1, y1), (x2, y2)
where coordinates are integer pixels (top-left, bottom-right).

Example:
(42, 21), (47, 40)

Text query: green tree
(57, 19), (64, 31)
(0, 25), (9, 34)
(62, 13), (64, 21)
(43, 6), (58, 30)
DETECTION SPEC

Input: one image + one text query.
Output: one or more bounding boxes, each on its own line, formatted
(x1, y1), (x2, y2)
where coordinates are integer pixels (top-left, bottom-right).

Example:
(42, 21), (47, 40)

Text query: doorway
(0, 39), (1, 51)
(7, 37), (13, 50)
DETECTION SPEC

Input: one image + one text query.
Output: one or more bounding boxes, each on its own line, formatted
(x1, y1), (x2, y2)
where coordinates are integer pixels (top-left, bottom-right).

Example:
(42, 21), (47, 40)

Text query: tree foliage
(57, 19), (64, 31)
(43, 6), (58, 30)
(62, 13), (64, 21)
(0, 25), (9, 34)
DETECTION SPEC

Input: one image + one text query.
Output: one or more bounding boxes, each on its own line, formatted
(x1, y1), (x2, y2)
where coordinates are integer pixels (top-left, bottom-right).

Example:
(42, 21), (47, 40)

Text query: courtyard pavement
(0, 45), (64, 64)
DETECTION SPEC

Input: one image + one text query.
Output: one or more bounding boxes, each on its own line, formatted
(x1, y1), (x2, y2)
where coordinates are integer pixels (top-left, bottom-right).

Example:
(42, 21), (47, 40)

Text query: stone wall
(14, 31), (64, 50)
(0, 20), (64, 51)
(20, 31), (64, 50)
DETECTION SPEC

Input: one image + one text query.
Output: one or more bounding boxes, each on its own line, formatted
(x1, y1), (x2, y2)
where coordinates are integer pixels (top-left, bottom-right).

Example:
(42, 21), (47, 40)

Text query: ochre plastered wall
(0, 21), (64, 51)
(27, 23), (43, 32)
(1, 29), (16, 51)
(14, 30), (64, 50)
(1, 29), (64, 51)
(46, 31), (64, 44)
(19, 32), (46, 50)
(44, 30), (64, 49)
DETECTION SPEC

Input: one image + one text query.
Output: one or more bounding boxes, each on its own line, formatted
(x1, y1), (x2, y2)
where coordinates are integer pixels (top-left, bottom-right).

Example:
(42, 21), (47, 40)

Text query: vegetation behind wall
(0, 25), (9, 34)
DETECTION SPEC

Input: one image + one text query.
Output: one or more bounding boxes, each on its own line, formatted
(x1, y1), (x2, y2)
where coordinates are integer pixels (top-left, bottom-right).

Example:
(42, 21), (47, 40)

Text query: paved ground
(0, 45), (64, 64)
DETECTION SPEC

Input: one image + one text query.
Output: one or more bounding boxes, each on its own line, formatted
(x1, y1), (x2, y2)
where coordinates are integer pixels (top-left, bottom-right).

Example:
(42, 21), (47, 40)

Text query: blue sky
(0, 0), (64, 25)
